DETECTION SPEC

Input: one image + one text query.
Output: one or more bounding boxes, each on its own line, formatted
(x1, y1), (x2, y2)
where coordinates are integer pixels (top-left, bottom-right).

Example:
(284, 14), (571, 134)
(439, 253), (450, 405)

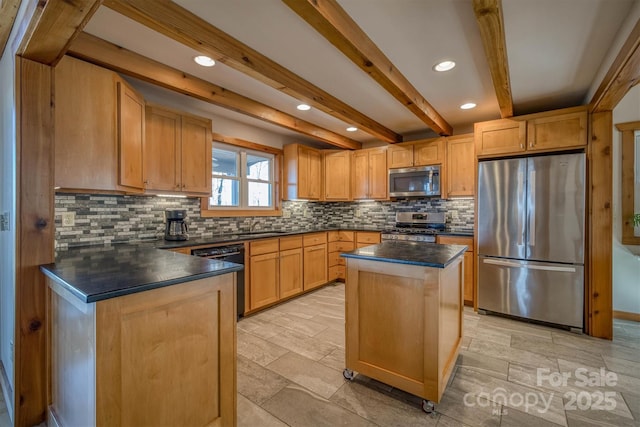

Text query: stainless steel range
(381, 212), (446, 243)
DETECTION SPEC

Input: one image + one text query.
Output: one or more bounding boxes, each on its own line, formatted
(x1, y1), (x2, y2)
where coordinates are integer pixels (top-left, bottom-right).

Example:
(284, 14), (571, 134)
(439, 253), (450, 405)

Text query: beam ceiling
(102, 0), (401, 143)
(283, 0), (452, 136)
(68, 32), (362, 150)
(17, 0), (102, 65)
(590, 17), (640, 113)
(473, 0), (514, 118)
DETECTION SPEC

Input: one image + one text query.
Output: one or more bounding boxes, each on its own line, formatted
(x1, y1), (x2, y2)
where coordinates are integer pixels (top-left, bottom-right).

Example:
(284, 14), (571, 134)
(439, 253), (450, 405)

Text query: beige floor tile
(309, 313), (345, 331)
(468, 338), (558, 370)
(464, 327), (512, 347)
(499, 406), (565, 427)
(268, 313), (330, 337)
(602, 355), (640, 379)
(565, 404), (639, 427)
(456, 350), (510, 380)
(262, 385), (376, 427)
(266, 352), (346, 399)
(238, 315), (289, 339)
(237, 355), (290, 405)
(435, 385), (501, 427)
(511, 334), (606, 368)
(237, 329), (290, 367)
(552, 333), (640, 363)
(436, 413), (472, 426)
(313, 326), (345, 349)
(268, 328), (338, 361)
(477, 314), (554, 340)
(318, 347), (346, 372)
(237, 393), (288, 427)
(330, 378), (439, 426)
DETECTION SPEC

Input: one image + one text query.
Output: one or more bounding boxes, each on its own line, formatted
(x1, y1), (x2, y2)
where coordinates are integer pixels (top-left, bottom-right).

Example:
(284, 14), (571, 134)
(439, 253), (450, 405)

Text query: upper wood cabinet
(387, 138), (444, 168)
(323, 150), (351, 201)
(117, 79), (146, 190)
(283, 144), (322, 200)
(352, 147), (387, 200)
(445, 134), (475, 198)
(55, 56), (145, 193)
(475, 107), (588, 157)
(144, 104), (212, 196)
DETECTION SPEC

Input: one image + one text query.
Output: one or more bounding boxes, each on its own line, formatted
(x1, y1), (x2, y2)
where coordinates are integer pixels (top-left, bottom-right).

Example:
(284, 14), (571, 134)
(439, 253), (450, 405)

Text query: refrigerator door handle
(517, 171), (524, 246)
(529, 169), (536, 247)
(482, 258), (577, 273)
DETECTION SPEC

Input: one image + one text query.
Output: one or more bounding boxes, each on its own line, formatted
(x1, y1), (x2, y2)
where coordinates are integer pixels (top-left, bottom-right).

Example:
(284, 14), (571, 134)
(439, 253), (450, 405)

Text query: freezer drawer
(478, 256), (584, 328)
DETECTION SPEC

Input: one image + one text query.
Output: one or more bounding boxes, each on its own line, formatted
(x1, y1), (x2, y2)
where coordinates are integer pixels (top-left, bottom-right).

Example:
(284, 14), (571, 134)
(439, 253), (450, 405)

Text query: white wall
(612, 85), (640, 315)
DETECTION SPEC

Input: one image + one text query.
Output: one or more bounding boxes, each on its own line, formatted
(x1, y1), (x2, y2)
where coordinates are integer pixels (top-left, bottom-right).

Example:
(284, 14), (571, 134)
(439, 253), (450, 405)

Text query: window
(207, 142), (277, 212)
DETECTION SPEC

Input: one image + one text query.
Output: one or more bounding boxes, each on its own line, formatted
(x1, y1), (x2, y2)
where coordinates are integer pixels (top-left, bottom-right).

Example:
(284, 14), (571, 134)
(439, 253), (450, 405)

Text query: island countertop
(40, 244), (243, 303)
(341, 241), (467, 268)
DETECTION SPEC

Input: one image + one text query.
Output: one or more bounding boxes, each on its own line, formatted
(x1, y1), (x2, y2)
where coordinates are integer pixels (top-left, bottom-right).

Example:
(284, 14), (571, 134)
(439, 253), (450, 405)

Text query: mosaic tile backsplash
(55, 194), (474, 248)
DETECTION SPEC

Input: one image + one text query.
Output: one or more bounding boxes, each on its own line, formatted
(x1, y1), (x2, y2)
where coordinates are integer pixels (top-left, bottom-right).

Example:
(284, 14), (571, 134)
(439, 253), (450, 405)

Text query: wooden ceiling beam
(590, 18), (640, 112)
(68, 32), (362, 150)
(102, 0), (401, 143)
(473, 0), (514, 118)
(0, 0), (21, 58)
(283, 0), (452, 136)
(16, 0), (102, 66)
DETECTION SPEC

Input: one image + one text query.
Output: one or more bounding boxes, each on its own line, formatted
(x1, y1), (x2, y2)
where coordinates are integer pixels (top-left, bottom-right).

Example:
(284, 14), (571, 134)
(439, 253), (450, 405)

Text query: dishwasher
(192, 244), (245, 319)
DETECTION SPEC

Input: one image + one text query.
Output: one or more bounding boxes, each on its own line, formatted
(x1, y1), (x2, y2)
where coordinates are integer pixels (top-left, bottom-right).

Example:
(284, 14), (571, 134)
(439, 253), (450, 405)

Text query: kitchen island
(40, 245), (242, 427)
(341, 241), (466, 411)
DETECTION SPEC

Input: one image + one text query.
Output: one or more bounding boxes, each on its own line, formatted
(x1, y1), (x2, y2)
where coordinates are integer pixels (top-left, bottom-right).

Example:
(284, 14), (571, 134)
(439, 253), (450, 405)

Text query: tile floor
(236, 282), (640, 427)
(0, 282), (637, 427)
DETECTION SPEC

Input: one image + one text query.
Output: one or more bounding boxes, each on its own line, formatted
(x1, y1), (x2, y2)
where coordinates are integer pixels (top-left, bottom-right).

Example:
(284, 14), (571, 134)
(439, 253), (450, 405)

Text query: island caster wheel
(343, 368), (355, 381)
(422, 399), (435, 414)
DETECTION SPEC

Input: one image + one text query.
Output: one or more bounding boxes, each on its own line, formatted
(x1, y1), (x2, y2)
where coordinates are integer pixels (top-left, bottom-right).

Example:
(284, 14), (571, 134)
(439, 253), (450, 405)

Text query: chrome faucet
(249, 218), (261, 232)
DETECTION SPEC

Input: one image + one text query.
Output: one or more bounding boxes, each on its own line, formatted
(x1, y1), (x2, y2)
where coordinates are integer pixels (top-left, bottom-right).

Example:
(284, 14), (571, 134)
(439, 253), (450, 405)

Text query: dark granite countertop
(156, 227), (473, 250)
(41, 245), (243, 303)
(341, 241), (467, 268)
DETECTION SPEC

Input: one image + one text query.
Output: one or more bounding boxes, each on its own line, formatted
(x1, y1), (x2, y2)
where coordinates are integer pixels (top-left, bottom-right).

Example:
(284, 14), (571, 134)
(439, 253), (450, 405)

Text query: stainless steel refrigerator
(477, 153), (585, 329)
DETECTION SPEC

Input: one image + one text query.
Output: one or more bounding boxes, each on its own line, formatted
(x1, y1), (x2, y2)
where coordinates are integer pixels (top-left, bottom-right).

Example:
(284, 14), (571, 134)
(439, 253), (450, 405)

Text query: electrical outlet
(303, 207), (311, 218)
(61, 212), (75, 227)
(282, 210), (291, 218)
(354, 208), (361, 218)
(0, 212), (9, 231)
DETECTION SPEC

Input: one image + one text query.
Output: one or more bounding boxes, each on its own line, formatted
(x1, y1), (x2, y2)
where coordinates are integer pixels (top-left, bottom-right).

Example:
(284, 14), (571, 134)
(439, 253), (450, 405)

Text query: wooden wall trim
(615, 121), (640, 245)
(613, 310), (640, 322)
(588, 111), (613, 339)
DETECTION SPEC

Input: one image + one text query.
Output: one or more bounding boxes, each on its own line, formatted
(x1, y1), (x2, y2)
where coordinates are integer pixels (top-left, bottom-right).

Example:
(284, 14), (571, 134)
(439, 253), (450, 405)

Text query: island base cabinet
(344, 257), (463, 404)
(48, 274), (237, 427)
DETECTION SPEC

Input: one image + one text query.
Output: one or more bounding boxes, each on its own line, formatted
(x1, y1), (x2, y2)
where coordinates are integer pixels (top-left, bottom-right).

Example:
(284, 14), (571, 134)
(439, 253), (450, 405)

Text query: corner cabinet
(445, 134), (475, 198)
(55, 56), (145, 193)
(144, 104), (212, 196)
(283, 144), (322, 200)
(475, 107), (587, 158)
(352, 147), (387, 200)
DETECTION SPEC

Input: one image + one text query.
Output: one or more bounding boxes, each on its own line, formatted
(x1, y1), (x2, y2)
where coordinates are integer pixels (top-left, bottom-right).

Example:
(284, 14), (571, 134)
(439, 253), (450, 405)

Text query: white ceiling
(83, 0), (638, 146)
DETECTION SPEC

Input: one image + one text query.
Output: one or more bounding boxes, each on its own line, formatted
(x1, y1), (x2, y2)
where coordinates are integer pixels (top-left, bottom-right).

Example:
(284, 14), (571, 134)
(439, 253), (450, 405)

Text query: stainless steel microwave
(388, 165), (441, 197)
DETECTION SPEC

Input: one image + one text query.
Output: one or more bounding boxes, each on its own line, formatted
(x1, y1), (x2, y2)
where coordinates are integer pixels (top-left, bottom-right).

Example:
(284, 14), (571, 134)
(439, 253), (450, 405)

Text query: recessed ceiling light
(460, 102), (477, 110)
(433, 60), (456, 72)
(346, 126), (358, 132)
(297, 104), (311, 111)
(194, 55), (215, 67)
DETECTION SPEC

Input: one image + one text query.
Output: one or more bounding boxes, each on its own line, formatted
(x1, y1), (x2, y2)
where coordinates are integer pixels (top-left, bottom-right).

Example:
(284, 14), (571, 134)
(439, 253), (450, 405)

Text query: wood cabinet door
(324, 150), (351, 200)
(368, 148), (388, 200)
(250, 252), (279, 310)
(297, 145), (321, 199)
(414, 138), (444, 166)
(526, 111), (587, 151)
(351, 150), (370, 199)
(308, 148), (322, 199)
(387, 144), (414, 168)
(181, 115), (212, 195)
(279, 248), (303, 299)
(446, 135), (475, 198)
(303, 244), (327, 290)
(55, 56), (119, 191)
(144, 105), (181, 191)
(475, 118), (526, 157)
(117, 79), (145, 191)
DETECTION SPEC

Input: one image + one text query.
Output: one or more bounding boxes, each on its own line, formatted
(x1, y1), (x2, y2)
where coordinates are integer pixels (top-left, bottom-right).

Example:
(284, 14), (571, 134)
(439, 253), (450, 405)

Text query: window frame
(201, 135), (282, 217)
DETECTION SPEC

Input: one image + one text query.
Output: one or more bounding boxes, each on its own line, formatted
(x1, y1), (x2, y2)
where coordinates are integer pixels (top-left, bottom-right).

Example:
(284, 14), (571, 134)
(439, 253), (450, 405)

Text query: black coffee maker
(165, 209), (189, 241)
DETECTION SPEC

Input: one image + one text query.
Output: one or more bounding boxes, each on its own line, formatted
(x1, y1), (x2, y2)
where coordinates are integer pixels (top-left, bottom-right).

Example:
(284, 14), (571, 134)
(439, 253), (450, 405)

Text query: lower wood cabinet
(249, 251), (280, 310)
(437, 235), (474, 306)
(355, 231), (381, 248)
(304, 244), (328, 290)
(279, 247), (303, 299)
(328, 231), (354, 281)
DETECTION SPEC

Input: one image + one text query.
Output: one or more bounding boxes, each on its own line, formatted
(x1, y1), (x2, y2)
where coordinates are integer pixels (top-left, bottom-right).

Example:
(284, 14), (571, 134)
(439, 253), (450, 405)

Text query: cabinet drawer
(250, 238), (279, 255)
(328, 241), (355, 252)
(303, 232), (327, 246)
(436, 236), (473, 252)
(328, 265), (345, 281)
(279, 235), (302, 250)
(356, 232), (381, 244)
(328, 251), (346, 266)
(328, 230), (355, 242)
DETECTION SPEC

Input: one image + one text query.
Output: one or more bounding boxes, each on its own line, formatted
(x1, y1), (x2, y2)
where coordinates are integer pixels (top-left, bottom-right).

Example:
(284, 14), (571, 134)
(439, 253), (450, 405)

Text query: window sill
(199, 201), (282, 217)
